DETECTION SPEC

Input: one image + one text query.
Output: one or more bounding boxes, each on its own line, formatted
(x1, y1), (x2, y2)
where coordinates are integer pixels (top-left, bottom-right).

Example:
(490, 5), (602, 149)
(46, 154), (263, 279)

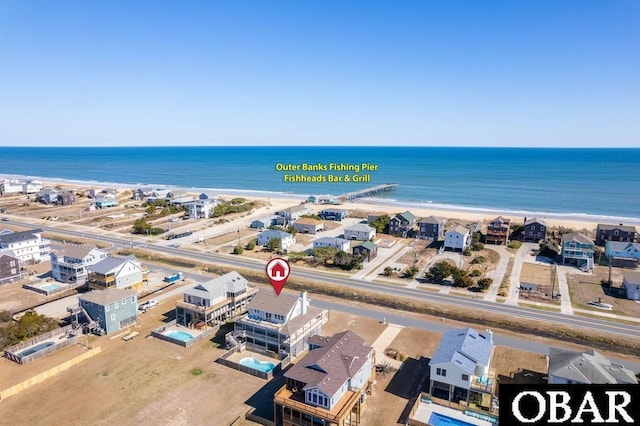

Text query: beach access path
(483, 245), (512, 302)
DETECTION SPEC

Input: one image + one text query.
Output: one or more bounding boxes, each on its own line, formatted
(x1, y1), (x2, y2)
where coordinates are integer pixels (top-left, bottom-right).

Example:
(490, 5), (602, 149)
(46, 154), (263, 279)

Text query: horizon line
(1, 145), (639, 149)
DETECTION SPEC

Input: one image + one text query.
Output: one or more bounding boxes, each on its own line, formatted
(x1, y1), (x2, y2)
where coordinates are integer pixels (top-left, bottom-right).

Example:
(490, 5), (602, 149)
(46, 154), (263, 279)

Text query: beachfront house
(250, 216), (277, 229)
(0, 229), (50, 265)
(51, 245), (108, 284)
(274, 331), (375, 426)
(605, 241), (640, 266)
(622, 272), (640, 301)
(389, 211), (417, 237)
(188, 198), (217, 219)
(561, 232), (594, 270)
(257, 229), (296, 250)
(145, 188), (170, 202)
(417, 216), (447, 240)
(166, 191), (195, 206)
(429, 328), (495, 406)
(0, 253), (22, 285)
(524, 217), (547, 242)
(319, 208), (349, 221)
(352, 240), (378, 262)
(293, 218), (324, 234)
(344, 224), (376, 241)
(277, 205), (311, 227)
(0, 179), (23, 194)
(313, 237), (350, 252)
(37, 188), (60, 205)
(78, 288), (138, 335)
(485, 216), (511, 245)
(596, 224), (637, 246)
(176, 271), (259, 328)
(88, 255), (145, 291)
(94, 197), (118, 208)
(444, 226), (471, 252)
(22, 180), (43, 194)
(548, 347), (638, 384)
(231, 290), (328, 359)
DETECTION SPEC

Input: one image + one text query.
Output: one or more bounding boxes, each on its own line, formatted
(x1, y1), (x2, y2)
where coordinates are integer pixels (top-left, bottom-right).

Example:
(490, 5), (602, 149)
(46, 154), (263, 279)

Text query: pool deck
(15, 334), (76, 356)
(225, 350), (279, 366)
(412, 401), (492, 426)
(161, 324), (207, 339)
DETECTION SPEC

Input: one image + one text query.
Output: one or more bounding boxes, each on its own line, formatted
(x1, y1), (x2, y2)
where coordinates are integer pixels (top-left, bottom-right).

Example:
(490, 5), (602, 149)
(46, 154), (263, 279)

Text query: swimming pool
(429, 412), (476, 426)
(18, 341), (55, 357)
(41, 283), (62, 292)
(164, 330), (194, 342)
(239, 357), (276, 373)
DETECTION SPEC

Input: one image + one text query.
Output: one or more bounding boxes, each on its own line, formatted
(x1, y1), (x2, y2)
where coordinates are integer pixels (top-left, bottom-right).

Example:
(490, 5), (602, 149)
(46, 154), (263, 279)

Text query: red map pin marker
(266, 257), (290, 296)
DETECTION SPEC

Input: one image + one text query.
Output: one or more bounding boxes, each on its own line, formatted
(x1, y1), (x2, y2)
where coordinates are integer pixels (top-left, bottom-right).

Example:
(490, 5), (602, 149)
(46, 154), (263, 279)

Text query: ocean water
(1, 146), (639, 220)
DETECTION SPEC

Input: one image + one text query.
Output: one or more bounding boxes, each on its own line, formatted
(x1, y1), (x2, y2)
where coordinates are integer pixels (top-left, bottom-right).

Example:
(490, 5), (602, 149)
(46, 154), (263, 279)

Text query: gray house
(344, 224), (376, 241)
(250, 216), (277, 229)
(596, 224), (637, 247)
(353, 240), (378, 262)
(78, 288), (138, 335)
(319, 208), (348, 221)
(0, 252), (22, 285)
(276, 205), (311, 227)
(418, 216), (447, 240)
(548, 347), (638, 384)
(524, 217), (547, 242)
(622, 271), (640, 301)
(50, 245), (108, 284)
(389, 211), (417, 236)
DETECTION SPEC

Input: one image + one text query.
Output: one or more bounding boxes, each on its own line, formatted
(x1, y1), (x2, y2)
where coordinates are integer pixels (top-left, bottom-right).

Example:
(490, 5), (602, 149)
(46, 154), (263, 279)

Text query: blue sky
(0, 1), (638, 147)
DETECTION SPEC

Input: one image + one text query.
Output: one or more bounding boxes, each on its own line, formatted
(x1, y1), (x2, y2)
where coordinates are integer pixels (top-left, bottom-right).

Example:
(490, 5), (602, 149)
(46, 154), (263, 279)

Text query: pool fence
(151, 320), (219, 347)
(4, 324), (80, 365)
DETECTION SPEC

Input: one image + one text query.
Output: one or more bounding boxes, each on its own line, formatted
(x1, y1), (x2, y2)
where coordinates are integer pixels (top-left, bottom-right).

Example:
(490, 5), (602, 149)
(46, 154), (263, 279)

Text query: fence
(4, 325), (79, 364)
(0, 346), (102, 400)
(215, 344), (282, 380)
(151, 320), (219, 348)
(22, 281), (83, 296)
(245, 407), (275, 426)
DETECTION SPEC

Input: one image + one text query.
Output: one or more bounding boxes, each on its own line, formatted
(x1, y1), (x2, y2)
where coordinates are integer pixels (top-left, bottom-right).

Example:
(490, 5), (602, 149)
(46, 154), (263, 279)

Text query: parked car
(138, 300), (159, 311)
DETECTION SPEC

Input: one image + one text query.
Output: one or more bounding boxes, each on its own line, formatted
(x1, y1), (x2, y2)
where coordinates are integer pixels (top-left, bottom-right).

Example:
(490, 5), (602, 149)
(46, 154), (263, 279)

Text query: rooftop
(548, 347), (638, 384)
(562, 232), (593, 245)
(0, 229), (44, 244)
(79, 288), (136, 306)
(597, 224), (637, 233)
(431, 328), (494, 374)
(525, 217), (548, 227)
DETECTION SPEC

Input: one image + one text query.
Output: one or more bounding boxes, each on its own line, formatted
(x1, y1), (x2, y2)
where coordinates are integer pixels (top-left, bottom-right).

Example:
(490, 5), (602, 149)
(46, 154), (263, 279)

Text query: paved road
(311, 299), (640, 374)
(10, 220), (640, 341)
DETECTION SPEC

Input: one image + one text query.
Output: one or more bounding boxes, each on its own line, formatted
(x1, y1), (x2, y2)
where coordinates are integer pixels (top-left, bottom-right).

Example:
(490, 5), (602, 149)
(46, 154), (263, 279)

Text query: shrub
(402, 266), (419, 279)
(233, 246), (243, 255)
(471, 256), (486, 264)
(469, 269), (482, 277)
(508, 241), (522, 249)
(463, 247), (472, 256)
(425, 261), (455, 282)
(383, 267), (393, 277)
(477, 277), (494, 289)
(471, 242), (484, 251)
(245, 241), (255, 250)
(395, 352), (408, 362)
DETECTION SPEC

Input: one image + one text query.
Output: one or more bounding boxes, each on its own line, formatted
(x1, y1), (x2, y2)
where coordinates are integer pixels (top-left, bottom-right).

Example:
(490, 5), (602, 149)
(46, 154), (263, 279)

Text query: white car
(139, 300), (159, 311)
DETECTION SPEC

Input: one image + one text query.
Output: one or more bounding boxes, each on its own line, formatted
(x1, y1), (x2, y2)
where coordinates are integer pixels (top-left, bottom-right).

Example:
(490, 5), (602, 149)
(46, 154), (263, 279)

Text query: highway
(11, 220), (640, 340)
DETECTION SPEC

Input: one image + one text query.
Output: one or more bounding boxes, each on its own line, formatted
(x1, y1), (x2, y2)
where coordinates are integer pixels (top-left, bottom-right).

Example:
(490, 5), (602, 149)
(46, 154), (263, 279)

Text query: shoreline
(3, 173), (640, 229)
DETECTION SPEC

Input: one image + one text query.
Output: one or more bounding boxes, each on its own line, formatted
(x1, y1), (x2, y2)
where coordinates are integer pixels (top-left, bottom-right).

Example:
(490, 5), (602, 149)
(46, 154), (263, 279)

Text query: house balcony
(469, 374), (495, 394)
(275, 385), (362, 425)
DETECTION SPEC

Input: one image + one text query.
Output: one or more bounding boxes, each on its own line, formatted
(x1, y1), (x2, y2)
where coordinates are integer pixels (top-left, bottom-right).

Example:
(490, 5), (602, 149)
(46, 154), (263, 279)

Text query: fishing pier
(339, 183), (398, 202)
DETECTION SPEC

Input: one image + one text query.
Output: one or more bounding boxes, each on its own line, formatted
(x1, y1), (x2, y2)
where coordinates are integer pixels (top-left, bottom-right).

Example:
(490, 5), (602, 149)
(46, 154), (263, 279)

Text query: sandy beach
(8, 175), (639, 234)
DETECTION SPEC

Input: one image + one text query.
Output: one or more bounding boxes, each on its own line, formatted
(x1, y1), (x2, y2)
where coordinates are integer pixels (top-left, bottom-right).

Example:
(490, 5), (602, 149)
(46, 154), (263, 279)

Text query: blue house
(319, 208), (349, 222)
(250, 216), (277, 229)
(94, 197), (118, 208)
(78, 288), (138, 335)
(605, 241), (640, 264)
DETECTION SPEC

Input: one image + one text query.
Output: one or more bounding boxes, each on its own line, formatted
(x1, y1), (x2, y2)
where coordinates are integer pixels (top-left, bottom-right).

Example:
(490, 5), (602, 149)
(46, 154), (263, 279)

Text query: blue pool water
(429, 412), (476, 426)
(18, 341), (55, 357)
(164, 330), (194, 342)
(41, 284), (62, 292)
(239, 357), (276, 373)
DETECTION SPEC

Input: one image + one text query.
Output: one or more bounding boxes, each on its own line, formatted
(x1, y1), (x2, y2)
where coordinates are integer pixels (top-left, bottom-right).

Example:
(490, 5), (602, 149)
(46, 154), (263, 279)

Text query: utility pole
(550, 263), (557, 299)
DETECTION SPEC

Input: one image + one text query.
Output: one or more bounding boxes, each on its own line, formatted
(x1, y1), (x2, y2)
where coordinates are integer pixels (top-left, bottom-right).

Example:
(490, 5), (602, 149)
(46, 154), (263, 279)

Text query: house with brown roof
(524, 217), (547, 242)
(418, 216), (447, 240)
(293, 218), (325, 234)
(595, 224), (637, 247)
(274, 330), (375, 426)
(277, 205), (312, 226)
(231, 290), (328, 359)
(485, 216), (511, 245)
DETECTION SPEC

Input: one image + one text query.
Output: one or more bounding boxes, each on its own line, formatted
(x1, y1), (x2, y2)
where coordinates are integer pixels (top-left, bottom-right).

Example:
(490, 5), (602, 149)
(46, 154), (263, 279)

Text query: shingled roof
(285, 331), (372, 398)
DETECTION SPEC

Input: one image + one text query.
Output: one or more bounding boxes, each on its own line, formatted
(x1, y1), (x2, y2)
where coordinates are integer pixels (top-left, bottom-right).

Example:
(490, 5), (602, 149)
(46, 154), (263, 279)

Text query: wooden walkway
(339, 183), (398, 202)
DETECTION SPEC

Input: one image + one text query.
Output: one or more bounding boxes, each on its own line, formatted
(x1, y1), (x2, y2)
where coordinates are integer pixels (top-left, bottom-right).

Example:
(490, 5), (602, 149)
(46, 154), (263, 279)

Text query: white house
(444, 225), (471, 251)
(257, 229), (296, 250)
(313, 237), (350, 252)
(232, 290), (328, 358)
(51, 245), (108, 284)
(188, 198), (217, 219)
(548, 347), (638, 384)
(429, 328), (494, 405)
(88, 255), (144, 290)
(343, 224), (376, 241)
(622, 271), (640, 301)
(0, 228), (50, 264)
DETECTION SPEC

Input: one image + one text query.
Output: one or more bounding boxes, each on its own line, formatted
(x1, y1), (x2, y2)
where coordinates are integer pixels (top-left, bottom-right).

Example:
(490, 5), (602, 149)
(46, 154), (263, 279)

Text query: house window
(437, 368), (446, 376)
(122, 298), (126, 304)
(529, 231), (533, 236)
(105, 305), (110, 312)
(110, 314), (115, 321)
(462, 374), (469, 381)
(10, 260), (15, 267)
(265, 313), (272, 321)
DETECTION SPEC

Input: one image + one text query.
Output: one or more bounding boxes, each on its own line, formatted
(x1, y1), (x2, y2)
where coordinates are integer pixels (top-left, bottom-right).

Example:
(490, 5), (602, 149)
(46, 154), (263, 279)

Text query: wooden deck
(339, 184), (398, 202)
